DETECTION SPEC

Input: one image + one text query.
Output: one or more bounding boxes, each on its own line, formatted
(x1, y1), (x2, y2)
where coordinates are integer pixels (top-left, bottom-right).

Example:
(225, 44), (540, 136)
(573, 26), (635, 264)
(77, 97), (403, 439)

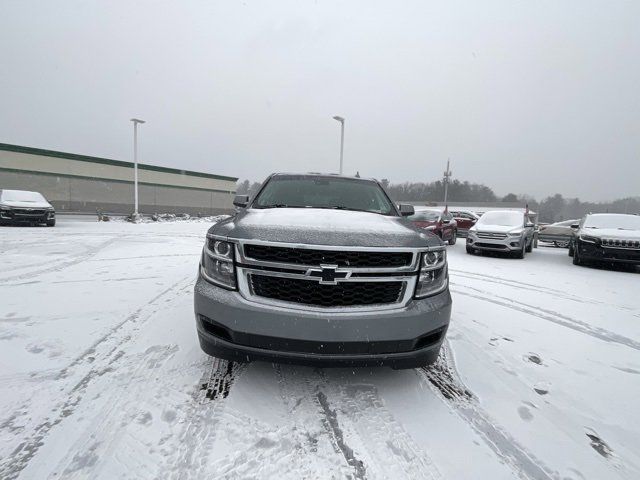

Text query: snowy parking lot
(1, 219), (639, 480)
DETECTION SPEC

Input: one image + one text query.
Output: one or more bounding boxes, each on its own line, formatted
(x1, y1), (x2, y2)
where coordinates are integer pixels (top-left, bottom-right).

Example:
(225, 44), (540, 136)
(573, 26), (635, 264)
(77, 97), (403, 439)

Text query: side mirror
(233, 194), (249, 208)
(398, 204), (415, 217)
(570, 223), (579, 229)
(442, 219), (451, 224)
(525, 222), (535, 228)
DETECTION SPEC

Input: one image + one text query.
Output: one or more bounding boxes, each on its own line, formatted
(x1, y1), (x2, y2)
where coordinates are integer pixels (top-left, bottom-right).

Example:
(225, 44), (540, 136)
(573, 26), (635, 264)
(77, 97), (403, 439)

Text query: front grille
(601, 238), (640, 249)
(244, 244), (412, 268)
(13, 209), (46, 216)
(250, 274), (404, 307)
(477, 232), (507, 239)
(475, 242), (508, 249)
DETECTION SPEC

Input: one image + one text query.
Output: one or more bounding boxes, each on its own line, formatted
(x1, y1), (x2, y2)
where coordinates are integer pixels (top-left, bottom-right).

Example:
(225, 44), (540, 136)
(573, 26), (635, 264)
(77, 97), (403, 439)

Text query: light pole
(130, 118), (146, 217)
(443, 159), (452, 205)
(333, 115), (345, 174)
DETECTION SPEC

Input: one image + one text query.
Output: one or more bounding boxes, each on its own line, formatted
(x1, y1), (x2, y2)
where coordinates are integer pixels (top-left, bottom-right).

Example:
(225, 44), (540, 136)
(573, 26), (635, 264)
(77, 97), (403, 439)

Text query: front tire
(448, 230), (457, 245)
(525, 238), (533, 253)
(466, 245), (475, 255)
(572, 247), (583, 266)
(46, 219), (56, 227)
(514, 243), (525, 259)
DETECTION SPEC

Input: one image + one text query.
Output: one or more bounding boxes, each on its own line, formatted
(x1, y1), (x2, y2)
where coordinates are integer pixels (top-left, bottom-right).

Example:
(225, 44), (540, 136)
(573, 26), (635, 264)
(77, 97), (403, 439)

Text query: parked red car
(407, 209), (457, 245)
(450, 209), (479, 237)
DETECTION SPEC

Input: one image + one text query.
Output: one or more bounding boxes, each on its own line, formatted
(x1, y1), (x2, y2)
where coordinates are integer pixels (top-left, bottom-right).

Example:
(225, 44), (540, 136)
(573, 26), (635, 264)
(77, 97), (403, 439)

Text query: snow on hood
(582, 227), (640, 240)
(1, 199), (53, 209)
(210, 208), (441, 248)
(474, 224), (521, 234)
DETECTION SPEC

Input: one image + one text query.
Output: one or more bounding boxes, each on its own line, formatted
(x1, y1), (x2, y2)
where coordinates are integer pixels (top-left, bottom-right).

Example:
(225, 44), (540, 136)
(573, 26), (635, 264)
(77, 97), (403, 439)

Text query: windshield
(1, 190), (46, 203)
(408, 211), (440, 222)
(476, 211), (524, 227)
(584, 214), (640, 230)
(252, 175), (396, 215)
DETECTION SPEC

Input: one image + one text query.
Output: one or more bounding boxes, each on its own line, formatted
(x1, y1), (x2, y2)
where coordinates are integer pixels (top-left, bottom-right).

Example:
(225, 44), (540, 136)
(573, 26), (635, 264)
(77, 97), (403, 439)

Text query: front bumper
(576, 240), (640, 265)
(466, 235), (525, 252)
(194, 274), (451, 369)
(0, 209), (55, 224)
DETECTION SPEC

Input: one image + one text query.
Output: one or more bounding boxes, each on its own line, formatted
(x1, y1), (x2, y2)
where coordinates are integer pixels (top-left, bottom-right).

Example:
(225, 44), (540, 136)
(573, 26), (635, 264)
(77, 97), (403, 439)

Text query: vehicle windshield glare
(0, 190), (47, 203)
(252, 175), (396, 215)
(476, 211), (524, 227)
(584, 214), (640, 230)
(408, 211), (440, 222)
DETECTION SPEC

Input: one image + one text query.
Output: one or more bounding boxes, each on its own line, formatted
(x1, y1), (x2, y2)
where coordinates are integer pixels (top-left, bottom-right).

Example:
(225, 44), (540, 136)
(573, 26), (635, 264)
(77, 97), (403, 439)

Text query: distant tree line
(509, 193), (640, 223)
(236, 178), (639, 223)
(380, 179), (497, 203)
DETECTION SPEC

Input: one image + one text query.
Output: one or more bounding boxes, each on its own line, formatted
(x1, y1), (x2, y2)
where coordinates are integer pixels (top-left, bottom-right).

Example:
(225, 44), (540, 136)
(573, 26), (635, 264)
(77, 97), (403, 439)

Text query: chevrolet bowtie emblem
(305, 264), (352, 285)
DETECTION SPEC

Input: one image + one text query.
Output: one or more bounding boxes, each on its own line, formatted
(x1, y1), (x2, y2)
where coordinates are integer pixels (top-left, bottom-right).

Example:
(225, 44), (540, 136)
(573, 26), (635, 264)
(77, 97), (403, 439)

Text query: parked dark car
(407, 209), (457, 245)
(194, 174), (451, 369)
(538, 219), (578, 247)
(450, 209), (479, 237)
(0, 189), (56, 226)
(569, 213), (640, 267)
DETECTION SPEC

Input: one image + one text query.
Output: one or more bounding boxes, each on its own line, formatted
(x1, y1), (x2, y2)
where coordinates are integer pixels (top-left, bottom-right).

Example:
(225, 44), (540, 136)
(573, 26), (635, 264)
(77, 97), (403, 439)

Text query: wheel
(46, 219), (56, 227)
(568, 243), (574, 257)
(466, 245), (475, 255)
(572, 248), (582, 265)
(448, 230), (457, 245)
(554, 240), (569, 248)
(514, 243), (525, 259)
(525, 239), (533, 253)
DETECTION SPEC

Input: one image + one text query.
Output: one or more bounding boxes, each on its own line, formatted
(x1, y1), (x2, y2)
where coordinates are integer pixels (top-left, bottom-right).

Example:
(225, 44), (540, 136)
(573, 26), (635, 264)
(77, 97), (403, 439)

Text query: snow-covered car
(194, 173), (452, 369)
(0, 189), (56, 226)
(466, 210), (535, 258)
(569, 213), (640, 267)
(538, 219), (578, 247)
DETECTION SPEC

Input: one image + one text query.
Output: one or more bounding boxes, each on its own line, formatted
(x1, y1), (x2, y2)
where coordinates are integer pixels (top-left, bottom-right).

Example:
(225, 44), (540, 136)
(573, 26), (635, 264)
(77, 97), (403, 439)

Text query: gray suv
(194, 173), (452, 369)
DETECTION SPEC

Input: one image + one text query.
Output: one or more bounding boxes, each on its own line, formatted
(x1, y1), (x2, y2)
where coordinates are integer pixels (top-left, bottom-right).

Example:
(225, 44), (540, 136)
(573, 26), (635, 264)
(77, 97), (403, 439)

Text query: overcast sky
(1, 1), (638, 201)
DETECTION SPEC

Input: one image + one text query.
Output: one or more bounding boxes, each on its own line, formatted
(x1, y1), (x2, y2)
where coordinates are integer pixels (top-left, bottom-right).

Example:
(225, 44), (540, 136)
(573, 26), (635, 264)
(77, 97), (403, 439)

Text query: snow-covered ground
(1, 219), (639, 480)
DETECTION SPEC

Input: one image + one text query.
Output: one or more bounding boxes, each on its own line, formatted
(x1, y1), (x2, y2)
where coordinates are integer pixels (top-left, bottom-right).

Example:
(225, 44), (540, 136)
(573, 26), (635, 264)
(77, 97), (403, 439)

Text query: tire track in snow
(450, 269), (637, 312)
(451, 284), (640, 352)
(0, 276), (192, 480)
(159, 356), (246, 480)
(420, 342), (557, 480)
(0, 238), (118, 283)
(322, 379), (443, 480)
(45, 345), (179, 479)
(286, 367), (442, 480)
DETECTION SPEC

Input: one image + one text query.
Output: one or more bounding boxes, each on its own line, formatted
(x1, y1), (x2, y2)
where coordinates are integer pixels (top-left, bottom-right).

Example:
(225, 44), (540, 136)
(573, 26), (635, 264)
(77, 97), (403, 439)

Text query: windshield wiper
(326, 205), (382, 214)
(256, 204), (311, 209)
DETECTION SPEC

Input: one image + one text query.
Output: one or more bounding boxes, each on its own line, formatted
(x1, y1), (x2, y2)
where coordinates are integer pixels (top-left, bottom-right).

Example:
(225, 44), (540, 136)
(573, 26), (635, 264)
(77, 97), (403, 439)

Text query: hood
(1, 200), (53, 209)
(210, 208), (441, 248)
(474, 224), (521, 234)
(582, 228), (640, 240)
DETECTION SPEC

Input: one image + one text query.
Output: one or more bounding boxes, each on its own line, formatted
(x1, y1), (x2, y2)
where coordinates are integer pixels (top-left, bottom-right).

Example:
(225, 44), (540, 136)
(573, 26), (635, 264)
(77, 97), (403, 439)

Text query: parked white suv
(466, 210), (535, 259)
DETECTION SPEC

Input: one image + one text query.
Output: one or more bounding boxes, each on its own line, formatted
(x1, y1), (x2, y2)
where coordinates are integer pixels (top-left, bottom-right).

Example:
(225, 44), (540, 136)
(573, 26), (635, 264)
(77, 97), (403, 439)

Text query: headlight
(508, 229), (524, 237)
(579, 234), (598, 244)
(415, 249), (448, 298)
(424, 225), (436, 231)
(201, 239), (236, 289)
